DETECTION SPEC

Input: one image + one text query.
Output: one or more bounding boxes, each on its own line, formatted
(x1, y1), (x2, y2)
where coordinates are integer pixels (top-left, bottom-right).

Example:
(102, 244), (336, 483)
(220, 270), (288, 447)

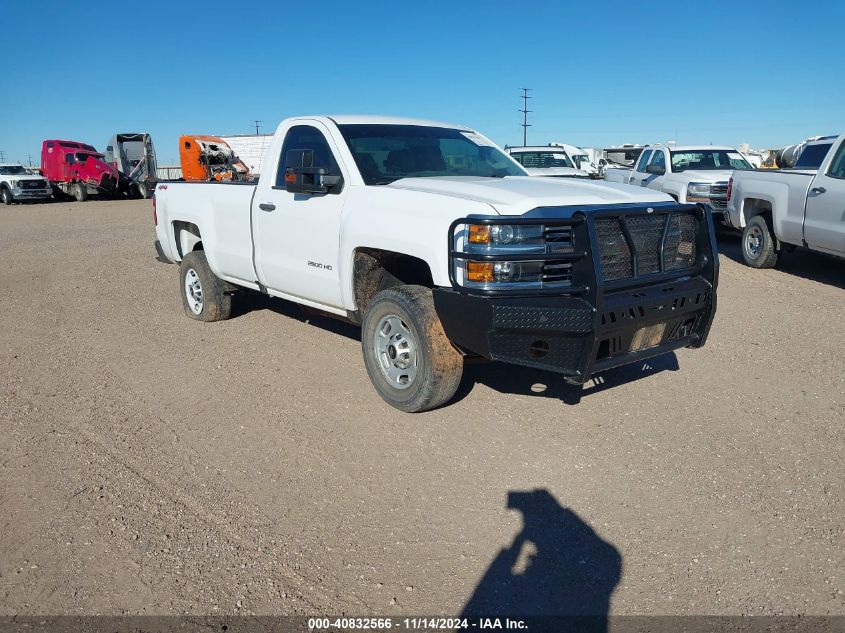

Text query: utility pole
(27, 154), (33, 167)
(252, 120), (262, 135)
(0, 150), (5, 162)
(519, 88), (532, 146)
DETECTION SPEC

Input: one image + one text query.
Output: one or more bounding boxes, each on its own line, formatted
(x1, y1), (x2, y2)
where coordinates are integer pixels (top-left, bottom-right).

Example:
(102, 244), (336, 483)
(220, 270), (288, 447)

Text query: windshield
(337, 124), (525, 184)
(75, 153), (105, 163)
(670, 150), (752, 172)
(511, 151), (574, 169)
(0, 165), (27, 175)
(794, 143), (833, 169)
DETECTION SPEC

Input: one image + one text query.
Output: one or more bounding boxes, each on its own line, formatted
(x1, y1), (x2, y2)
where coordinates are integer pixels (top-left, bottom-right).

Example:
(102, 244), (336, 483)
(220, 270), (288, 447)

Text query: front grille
(709, 182), (728, 209)
(595, 212), (698, 281)
(541, 260), (573, 283)
(543, 225), (574, 252)
(21, 179), (47, 189)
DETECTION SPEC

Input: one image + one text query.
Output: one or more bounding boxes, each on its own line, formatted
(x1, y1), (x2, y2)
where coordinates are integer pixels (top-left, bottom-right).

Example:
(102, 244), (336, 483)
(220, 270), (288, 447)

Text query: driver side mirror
(646, 164), (666, 175)
(283, 149), (341, 194)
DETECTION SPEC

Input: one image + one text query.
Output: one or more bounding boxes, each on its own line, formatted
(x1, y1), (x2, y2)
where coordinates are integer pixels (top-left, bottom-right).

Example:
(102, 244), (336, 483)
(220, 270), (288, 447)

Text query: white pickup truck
(0, 163), (53, 204)
(605, 144), (755, 224)
(154, 115), (719, 412)
(726, 133), (845, 267)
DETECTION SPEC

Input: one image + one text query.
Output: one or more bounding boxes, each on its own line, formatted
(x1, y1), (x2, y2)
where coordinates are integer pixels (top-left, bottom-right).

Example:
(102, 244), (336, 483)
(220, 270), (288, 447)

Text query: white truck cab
(605, 144), (755, 224)
(0, 163), (52, 204)
(504, 146), (589, 178)
(154, 115), (718, 412)
(550, 143), (600, 178)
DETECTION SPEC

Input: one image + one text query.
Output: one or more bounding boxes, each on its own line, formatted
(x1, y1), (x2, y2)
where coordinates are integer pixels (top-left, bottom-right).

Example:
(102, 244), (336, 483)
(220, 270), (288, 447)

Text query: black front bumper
(434, 204), (718, 383)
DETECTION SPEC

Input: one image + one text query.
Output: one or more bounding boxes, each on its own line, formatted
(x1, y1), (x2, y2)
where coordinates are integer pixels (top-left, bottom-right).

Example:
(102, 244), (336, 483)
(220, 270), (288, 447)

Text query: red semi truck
(41, 140), (120, 201)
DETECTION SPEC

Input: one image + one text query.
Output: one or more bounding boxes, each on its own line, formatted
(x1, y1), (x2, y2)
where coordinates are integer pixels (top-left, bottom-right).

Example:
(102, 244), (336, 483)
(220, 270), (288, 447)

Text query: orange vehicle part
(179, 135), (250, 182)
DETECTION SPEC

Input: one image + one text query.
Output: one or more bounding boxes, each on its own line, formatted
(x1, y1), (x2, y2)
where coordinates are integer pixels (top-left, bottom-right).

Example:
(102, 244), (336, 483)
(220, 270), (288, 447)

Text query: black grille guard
(440, 203), (720, 381)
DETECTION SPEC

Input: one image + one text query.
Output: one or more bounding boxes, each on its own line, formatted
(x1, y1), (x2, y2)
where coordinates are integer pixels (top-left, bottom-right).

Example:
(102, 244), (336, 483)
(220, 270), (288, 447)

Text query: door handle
(811, 187), (826, 195)
(259, 202), (276, 211)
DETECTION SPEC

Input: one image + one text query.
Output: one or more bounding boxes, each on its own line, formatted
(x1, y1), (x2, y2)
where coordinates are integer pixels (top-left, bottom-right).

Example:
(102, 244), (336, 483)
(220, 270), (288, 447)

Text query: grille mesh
(596, 219), (632, 281)
(664, 214), (697, 270)
(625, 216), (665, 275)
(596, 213), (697, 281)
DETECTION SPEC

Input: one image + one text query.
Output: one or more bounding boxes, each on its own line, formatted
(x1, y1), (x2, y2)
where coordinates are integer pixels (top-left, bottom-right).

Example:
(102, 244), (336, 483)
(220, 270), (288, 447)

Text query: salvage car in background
(726, 133), (845, 267)
(154, 115), (718, 412)
(606, 144), (754, 225)
(41, 140), (120, 202)
(0, 163), (52, 204)
(179, 135), (251, 182)
(104, 133), (157, 199)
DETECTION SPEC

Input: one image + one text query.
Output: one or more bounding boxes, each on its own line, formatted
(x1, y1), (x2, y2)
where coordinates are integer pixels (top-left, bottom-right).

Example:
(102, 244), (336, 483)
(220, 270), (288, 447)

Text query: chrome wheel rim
(745, 225), (764, 258)
(373, 314), (417, 389)
(184, 268), (203, 314)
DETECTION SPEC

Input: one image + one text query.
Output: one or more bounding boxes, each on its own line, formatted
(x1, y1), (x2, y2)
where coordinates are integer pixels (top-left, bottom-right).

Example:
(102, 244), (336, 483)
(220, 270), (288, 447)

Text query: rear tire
(362, 285), (463, 412)
(1, 187), (12, 205)
(741, 215), (778, 268)
(179, 250), (233, 322)
(73, 182), (88, 202)
(136, 182), (148, 199)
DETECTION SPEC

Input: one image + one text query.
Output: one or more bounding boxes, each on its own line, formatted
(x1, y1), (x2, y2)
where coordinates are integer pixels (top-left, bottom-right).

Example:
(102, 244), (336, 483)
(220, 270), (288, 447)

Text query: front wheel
(741, 215), (778, 268)
(1, 187), (12, 205)
(362, 285), (463, 413)
(72, 182), (88, 202)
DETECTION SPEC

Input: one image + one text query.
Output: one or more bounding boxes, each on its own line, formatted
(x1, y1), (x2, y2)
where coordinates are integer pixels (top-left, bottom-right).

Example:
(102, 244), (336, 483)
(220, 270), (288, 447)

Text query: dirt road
(1, 199), (842, 616)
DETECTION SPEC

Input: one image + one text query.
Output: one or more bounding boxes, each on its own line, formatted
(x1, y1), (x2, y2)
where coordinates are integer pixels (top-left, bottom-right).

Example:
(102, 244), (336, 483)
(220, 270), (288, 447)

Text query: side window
(650, 150), (666, 170)
(825, 142), (845, 179)
(635, 150), (653, 173)
(275, 125), (341, 188)
(510, 153), (524, 166)
(65, 154), (75, 164)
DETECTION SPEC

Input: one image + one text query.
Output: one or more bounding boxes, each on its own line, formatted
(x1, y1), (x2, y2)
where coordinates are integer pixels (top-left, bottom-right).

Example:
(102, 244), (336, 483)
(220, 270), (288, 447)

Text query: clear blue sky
(1, 0), (843, 166)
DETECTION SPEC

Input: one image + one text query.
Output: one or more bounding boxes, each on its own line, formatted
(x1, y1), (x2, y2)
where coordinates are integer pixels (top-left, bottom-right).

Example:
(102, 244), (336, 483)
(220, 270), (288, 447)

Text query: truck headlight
(454, 221), (577, 290)
(686, 182), (711, 203)
(467, 223), (544, 247)
(466, 260), (545, 283)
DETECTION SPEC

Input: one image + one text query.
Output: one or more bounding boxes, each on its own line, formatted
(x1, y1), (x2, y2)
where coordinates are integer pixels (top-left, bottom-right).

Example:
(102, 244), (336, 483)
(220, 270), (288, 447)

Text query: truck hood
(386, 176), (673, 216)
(674, 169), (734, 183)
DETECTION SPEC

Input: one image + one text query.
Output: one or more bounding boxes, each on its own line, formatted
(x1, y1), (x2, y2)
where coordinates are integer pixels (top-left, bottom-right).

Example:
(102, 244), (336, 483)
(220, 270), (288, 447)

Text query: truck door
(804, 140), (845, 255)
(631, 150), (652, 185)
(252, 122), (348, 308)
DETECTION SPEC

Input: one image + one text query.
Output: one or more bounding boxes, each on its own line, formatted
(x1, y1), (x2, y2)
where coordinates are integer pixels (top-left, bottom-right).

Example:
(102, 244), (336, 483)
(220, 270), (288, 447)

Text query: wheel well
(353, 248), (434, 314)
(743, 198), (772, 224)
(173, 221), (202, 258)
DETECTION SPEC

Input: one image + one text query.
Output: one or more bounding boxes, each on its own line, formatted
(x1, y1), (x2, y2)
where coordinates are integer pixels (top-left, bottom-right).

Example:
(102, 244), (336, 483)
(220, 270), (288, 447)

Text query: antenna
(519, 88), (532, 146)
(252, 120), (263, 135)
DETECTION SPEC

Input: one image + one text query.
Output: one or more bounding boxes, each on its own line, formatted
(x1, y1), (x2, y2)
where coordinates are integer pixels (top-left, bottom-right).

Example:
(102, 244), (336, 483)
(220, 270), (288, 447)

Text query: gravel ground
(0, 199), (842, 617)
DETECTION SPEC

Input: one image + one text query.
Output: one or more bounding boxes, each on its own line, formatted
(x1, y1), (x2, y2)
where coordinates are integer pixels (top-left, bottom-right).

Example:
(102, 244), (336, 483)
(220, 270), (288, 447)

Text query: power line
(519, 88), (532, 146)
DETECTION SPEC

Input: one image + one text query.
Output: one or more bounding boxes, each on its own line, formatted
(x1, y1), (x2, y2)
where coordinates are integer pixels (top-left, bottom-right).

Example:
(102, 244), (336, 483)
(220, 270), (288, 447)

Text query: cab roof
(293, 115), (474, 130)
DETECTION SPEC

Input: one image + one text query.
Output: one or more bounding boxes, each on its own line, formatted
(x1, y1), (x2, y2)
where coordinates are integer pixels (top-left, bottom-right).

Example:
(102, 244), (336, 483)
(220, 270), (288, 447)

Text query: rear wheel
(741, 215), (778, 268)
(136, 182), (148, 199)
(362, 285), (463, 412)
(179, 250), (233, 321)
(1, 187), (12, 205)
(72, 182), (88, 202)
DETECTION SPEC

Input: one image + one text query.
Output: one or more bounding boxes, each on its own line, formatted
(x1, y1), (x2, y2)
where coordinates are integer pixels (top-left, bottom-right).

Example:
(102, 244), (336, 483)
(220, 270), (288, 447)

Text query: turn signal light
(468, 224), (491, 244)
(466, 261), (495, 282)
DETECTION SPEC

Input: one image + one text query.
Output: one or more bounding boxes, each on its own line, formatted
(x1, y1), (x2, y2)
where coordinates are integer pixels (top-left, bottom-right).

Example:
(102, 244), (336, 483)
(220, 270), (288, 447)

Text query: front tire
(1, 187), (12, 205)
(362, 285), (463, 413)
(741, 215), (778, 268)
(72, 182), (88, 202)
(179, 250), (233, 322)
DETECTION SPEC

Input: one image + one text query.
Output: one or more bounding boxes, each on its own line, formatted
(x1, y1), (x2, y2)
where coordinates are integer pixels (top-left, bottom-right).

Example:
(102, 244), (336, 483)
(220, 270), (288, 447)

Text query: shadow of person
(461, 489), (621, 632)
